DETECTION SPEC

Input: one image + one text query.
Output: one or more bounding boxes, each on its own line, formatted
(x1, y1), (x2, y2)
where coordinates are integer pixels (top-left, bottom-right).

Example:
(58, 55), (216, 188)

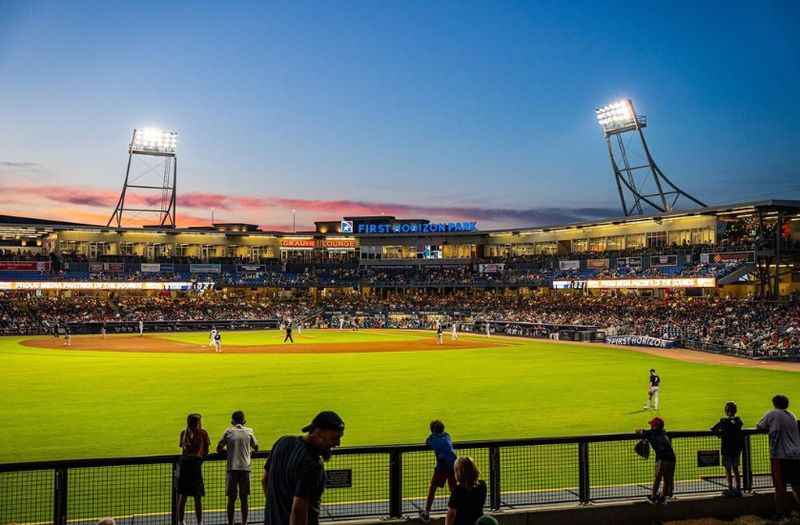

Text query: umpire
(262, 411), (345, 525)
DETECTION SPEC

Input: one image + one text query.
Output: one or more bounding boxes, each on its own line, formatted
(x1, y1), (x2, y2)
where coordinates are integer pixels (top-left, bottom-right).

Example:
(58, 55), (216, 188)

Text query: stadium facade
(1, 199), (799, 295)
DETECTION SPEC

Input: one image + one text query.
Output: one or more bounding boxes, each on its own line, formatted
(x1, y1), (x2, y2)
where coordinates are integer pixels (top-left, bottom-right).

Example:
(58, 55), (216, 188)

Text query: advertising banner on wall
(0, 281), (195, 290)
(89, 262), (125, 273)
(587, 258), (609, 270)
(559, 260), (580, 271)
(650, 255), (678, 267)
(606, 335), (677, 348)
(322, 239), (357, 249)
(617, 256), (642, 269)
(238, 264), (264, 272)
(700, 251), (754, 264)
(189, 264), (221, 273)
(140, 263), (161, 273)
(553, 277), (715, 289)
(280, 238), (316, 249)
(0, 261), (50, 272)
(478, 263), (505, 274)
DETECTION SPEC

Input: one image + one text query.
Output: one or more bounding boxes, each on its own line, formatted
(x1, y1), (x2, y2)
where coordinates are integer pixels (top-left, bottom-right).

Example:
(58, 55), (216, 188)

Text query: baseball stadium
(3, 4), (800, 525)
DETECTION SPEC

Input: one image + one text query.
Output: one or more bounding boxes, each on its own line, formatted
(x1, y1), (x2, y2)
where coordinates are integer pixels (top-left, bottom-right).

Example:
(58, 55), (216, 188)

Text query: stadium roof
(483, 200), (800, 235)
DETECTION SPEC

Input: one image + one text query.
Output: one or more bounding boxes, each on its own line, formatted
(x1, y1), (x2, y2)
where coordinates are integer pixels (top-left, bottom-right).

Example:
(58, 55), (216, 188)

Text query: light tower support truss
(595, 99), (706, 216)
(108, 128), (178, 229)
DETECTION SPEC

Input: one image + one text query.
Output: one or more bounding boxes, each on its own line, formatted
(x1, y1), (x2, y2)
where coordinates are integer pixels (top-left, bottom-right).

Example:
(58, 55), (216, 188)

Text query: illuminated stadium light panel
(130, 128), (178, 156)
(595, 99), (637, 135)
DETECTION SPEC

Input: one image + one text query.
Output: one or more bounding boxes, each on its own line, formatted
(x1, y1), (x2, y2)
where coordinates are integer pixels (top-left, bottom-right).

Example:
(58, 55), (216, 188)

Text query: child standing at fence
(710, 402), (744, 497)
(177, 413), (210, 525)
(421, 420), (457, 522)
(638, 417), (676, 504)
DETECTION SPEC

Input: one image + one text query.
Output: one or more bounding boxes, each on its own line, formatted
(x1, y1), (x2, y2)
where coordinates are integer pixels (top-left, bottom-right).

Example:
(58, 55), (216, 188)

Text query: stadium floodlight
(108, 128), (179, 229)
(595, 99), (639, 136)
(130, 128), (178, 156)
(595, 98), (705, 216)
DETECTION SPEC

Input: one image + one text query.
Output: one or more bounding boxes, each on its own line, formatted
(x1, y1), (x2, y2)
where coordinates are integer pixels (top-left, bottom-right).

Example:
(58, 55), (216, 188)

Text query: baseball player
(209, 327), (218, 348)
(138, 319), (144, 336)
(283, 319), (294, 343)
(485, 322), (491, 337)
(436, 324), (444, 345)
(63, 325), (71, 347)
(339, 317), (345, 330)
(645, 369), (661, 410)
(451, 322), (458, 341)
(213, 330), (222, 353)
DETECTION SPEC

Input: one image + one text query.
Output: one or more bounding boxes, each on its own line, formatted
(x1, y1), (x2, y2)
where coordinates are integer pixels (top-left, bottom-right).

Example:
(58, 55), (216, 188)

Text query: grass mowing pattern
(0, 329), (796, 522)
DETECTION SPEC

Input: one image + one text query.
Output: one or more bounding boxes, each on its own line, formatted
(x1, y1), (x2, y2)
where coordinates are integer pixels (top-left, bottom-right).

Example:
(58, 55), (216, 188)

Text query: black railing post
(171, 458), (179, 525)
(389, 450), (403, 518)
(53, 467), (67, 525)
(742, 434), (753, 492)
(489, 445), (501, 510)
(578, 441), (590, 504)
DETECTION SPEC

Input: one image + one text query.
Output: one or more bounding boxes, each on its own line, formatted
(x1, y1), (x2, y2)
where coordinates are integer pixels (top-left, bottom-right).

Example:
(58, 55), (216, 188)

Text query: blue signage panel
(356, 222), (477, 234)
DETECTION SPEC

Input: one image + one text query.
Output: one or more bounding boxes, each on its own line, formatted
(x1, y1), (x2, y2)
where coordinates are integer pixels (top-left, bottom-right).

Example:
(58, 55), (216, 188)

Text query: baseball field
(1, 328), (798, 463)
(2, 328), (800, 524)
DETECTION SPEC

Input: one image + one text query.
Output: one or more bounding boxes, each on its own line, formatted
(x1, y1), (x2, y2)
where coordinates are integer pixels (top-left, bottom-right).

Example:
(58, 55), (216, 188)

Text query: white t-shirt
(757, 408), (800, 459)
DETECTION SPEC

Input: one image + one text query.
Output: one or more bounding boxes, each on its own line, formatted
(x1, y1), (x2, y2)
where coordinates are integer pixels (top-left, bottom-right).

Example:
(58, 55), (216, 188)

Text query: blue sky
(1, 0), (798, 229)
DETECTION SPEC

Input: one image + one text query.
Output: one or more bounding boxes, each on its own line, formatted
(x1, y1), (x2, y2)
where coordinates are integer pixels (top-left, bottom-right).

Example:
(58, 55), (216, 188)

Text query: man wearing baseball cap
(262, 411), (345, 525)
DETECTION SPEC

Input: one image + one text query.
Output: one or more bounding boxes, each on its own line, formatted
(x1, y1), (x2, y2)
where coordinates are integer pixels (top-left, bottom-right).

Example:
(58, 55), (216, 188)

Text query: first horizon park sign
(352, 221), (477, 234)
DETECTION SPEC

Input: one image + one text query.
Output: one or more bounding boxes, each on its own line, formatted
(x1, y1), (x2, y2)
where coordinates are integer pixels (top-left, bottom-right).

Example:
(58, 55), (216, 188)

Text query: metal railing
(0, 430), (772, 525)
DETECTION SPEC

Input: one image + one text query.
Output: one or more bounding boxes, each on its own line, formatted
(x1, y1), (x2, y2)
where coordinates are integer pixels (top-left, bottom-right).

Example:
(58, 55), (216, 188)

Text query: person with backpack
(710, 401), (744, 497)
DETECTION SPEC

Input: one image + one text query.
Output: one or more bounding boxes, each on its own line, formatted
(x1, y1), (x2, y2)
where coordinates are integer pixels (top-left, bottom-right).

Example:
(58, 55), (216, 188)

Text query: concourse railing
(0, 429), (773, 525)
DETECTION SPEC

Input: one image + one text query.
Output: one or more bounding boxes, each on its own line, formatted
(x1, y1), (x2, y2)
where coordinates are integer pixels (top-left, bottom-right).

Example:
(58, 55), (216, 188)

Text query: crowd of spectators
(1, 290), (798, 359)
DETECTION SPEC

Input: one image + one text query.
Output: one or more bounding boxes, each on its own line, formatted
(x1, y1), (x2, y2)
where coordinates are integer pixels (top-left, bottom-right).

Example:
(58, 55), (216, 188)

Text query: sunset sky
(1, 1), (799, 230)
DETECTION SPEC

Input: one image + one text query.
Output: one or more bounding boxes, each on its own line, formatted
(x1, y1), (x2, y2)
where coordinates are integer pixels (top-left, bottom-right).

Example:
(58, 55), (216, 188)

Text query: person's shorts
(723, 454), (740, 469)
(226, 470), (251, 498)
(431, 465), (456, 489)
(655, 460), (676, 478)
(773, 458), (800, 486)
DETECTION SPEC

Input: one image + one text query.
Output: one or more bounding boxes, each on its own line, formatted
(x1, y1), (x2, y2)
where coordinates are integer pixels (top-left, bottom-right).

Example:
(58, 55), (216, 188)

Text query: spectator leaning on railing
(757, 395), (800, 518)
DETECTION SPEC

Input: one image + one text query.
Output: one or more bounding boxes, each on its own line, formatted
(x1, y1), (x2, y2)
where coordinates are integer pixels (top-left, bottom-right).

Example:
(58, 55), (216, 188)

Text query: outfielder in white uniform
(485, 322), (491, 337)
(209, 328), (218, 347)
(451, 322), (458, 341)
(644, 369), (660, 410)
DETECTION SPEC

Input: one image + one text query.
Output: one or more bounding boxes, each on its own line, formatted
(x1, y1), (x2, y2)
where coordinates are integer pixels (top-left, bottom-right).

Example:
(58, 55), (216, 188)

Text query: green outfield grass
(1, 329), (798, 523)
(1, 329), (797, 463)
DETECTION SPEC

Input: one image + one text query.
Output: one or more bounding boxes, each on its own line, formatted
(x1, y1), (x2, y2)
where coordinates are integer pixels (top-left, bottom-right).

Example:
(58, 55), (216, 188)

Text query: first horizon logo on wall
(340, 220), (354, 233)
(355, 221), (477, 234)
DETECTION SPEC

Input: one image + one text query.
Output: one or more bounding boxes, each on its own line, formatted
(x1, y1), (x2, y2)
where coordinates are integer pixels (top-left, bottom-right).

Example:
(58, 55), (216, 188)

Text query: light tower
(595, 99), (705, 216)
(107, 128), (178, 228)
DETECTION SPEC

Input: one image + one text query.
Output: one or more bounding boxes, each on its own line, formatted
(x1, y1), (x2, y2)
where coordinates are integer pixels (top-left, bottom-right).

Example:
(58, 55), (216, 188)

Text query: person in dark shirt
(262, 411), (345, 525)
(283, 320), (294, 343)
(644, 369), (660, 410)
(421, 420), (458, 522)
(638, 417), (676, 503)
(445, 457), (486, 525)
(710, 401), (744, 496)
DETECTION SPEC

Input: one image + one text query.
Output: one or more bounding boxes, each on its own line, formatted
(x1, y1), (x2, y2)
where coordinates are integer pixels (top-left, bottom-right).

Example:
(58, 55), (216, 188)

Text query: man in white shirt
(217, 410), (260, 525)
(757, 394), (800, 517)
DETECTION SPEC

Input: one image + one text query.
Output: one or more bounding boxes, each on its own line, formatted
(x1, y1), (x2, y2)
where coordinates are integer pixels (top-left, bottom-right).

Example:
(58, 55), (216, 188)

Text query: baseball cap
(649, 417), (664, 429)
(302, 411), (345, 433)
